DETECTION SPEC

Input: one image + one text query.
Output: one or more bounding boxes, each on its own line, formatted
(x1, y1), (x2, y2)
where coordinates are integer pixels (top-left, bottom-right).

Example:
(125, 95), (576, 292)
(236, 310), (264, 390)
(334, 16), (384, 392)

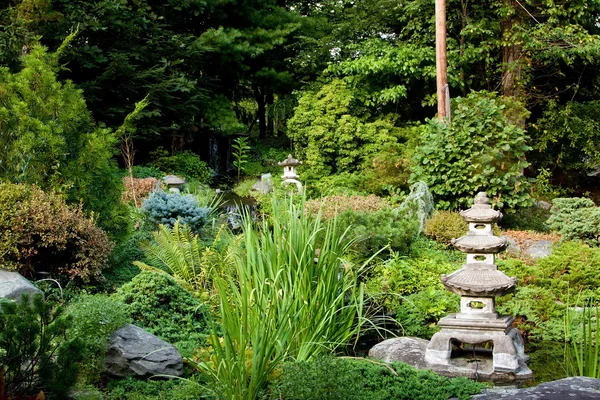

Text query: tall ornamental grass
(564, 302), (600, 378)
(196, 196), (366, 399)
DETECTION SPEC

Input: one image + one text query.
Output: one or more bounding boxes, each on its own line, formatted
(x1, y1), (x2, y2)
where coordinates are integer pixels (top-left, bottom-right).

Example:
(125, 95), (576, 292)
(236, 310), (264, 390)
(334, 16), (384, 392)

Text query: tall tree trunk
(254, 85), (267, 139)
(266, 92), (274, 137)
(436, 0), (450, 122)
(501, 0), (526, 126)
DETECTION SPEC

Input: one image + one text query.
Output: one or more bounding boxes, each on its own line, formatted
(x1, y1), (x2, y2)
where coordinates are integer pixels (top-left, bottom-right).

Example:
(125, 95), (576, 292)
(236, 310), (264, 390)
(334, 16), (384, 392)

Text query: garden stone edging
(471, 376), (600, 399)
(105, 324), (183, 378)
(0, 269), (43, 303)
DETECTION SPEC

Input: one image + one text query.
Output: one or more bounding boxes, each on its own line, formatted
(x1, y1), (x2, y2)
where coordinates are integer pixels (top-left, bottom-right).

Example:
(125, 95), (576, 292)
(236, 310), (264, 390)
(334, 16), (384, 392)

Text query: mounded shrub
(424, 211), (468, 246)
(142, 190), (210, 233)
(112, 271), (212, 356)
(0, 183), (113, 282)
(546, 197), (600, 245)
(153, 150), (212, 183)
(271, 355), (483, 400)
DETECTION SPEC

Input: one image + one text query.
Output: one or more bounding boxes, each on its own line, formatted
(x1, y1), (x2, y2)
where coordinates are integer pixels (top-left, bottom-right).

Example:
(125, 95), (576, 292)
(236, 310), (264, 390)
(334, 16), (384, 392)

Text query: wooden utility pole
(436, 0), (450, 122)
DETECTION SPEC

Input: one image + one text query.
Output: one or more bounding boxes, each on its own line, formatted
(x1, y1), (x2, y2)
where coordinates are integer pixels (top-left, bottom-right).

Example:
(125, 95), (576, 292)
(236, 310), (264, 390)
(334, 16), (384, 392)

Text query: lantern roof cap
(163, 175), (186, 185)
(459, 192), (502, 223)
(278, 154), (302, 167)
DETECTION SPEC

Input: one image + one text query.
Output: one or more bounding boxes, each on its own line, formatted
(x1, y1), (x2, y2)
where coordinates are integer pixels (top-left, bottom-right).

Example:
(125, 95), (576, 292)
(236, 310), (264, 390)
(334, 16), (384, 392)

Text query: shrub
(394, 288), (460, 338)
(424, 211), (468, 246)
(411, 91), (533, 210)
(132, 164), (164, 179)
(305, 195), (389, 220)
(0, 183), (113, 282)
(121, 177), (160, 205)
(104, 376), (207, 400)
(112, 271), (212, 356)
(337, 207), (420, 260)
(271, 356), (483, 400)
(154, 150), (212, 183)
(142, 190), (210, 233)
(499, 205), (551, 232)
(546, 197), (600, 244)
(101, 229), (153, 292)
(0, 295), (84, 399)
(66, 295), (129, 384)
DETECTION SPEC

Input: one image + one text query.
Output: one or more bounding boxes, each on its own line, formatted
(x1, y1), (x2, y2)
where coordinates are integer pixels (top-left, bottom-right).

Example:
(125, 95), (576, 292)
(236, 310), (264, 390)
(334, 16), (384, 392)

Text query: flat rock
(472, 377), (600, 399)
(105, 324), (183, 378)
(523, 240), (553, 259)
(0, 269), (43, 303)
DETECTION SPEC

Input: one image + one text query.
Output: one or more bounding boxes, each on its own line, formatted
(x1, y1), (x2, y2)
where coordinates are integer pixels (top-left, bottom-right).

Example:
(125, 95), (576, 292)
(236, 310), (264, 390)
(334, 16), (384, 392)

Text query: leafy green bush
(424, 211), (468, 246)
(142, 190), (210, 233)
(287, 79), (401, 179)
(499, 206), (550, 232)
(0, 43), (127, 240)
(66, 295), (130, 384)
(0, 295), (84, 399)
(337, 207), (420, 260)
(546, 197), (600, 244)
(132, 164), (164, 179)
(154, 150), (212, 183)
(270, 356), (483, 400)
(394, 288), (460, 338)
(0, 183), (113, 282)
(104, 376), (207, 400)
(411, 91), (533, 210)
(112, 271), (211, 357)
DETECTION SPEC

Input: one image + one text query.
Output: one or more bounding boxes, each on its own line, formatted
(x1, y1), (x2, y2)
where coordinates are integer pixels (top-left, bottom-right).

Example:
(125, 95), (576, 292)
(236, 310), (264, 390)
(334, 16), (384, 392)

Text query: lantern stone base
(369, 336), (533, 384)
(423, 314), (532, 380)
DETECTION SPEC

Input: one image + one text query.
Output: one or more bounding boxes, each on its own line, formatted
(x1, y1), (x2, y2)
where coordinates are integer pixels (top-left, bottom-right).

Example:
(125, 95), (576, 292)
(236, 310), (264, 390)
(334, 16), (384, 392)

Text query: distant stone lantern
(278, 154), (303, 193)
(424, 192), (532, 379)
(163, 175), (186, 194)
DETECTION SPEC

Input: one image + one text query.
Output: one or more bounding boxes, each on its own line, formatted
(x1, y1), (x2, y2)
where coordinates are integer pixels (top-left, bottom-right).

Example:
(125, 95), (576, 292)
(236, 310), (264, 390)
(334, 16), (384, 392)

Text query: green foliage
(142, 190), (210, 233)
(154, 150), (213, 183)
(395, 288), (460, 338)
(195, 196), (366, 399)
(66, 295), (129, 384)
(134, 221), (231, 297)
(131, 164), (164, 179)
(101, 229), (153, 292)
(564, 303), (600, 379)
(232, 136), (251, 181)
(533, 101), (600, 175)
(424, 211), (468, 246)
(0, 182), (113, 282)
(0, 294), (84, 399)
(499, 206), (551, 232)
(287, 79), (401, 179)
(270, 356), (483, 400)
(113, 271), (211, 357)
(547, 198), (600, 244)
(104, 376), (207, 400)
(0, 43), (126, 238)
(337, 207), (420, 260)
(411, 91), (533, 210)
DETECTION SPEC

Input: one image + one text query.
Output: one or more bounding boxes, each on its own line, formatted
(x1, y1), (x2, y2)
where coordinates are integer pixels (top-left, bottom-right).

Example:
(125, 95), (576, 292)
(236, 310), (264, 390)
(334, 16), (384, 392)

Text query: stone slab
(472, 377), (600, 399)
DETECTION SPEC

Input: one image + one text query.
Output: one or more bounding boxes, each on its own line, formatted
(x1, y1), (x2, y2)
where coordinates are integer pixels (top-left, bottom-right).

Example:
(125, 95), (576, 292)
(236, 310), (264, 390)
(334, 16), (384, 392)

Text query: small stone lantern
(163, 175), (186, 194)
(278, 154), (303, 193)
(424, 192), (531, 379)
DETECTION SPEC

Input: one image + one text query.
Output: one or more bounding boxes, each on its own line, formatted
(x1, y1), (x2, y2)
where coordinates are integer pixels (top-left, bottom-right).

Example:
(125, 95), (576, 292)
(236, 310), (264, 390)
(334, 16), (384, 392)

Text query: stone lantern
(163, 175), (186, 194)
(424, 192), (531, 379)
(278, 154), (303, 193)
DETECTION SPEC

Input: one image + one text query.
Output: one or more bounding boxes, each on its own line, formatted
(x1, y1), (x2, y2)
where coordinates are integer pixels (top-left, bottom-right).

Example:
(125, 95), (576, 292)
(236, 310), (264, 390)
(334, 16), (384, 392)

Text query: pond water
(524, 341), (569, 386)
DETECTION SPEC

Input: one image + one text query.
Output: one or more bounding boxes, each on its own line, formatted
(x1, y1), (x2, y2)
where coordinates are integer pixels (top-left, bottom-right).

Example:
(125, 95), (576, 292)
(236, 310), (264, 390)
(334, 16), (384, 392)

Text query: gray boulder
(105, 324), (183, 378)
(252, 179), (273, 194)
(0, 269), (43, 303)
(472, 376), (600, 399)
(523, 240), (553, 259)
(368, 337), (429, 369)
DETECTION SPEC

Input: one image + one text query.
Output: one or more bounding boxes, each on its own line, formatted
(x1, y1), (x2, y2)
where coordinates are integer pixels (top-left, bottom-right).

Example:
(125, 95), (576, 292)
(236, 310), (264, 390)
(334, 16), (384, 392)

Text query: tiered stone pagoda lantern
(278, 154), (303, 193)
(425, 192), (531, 378)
